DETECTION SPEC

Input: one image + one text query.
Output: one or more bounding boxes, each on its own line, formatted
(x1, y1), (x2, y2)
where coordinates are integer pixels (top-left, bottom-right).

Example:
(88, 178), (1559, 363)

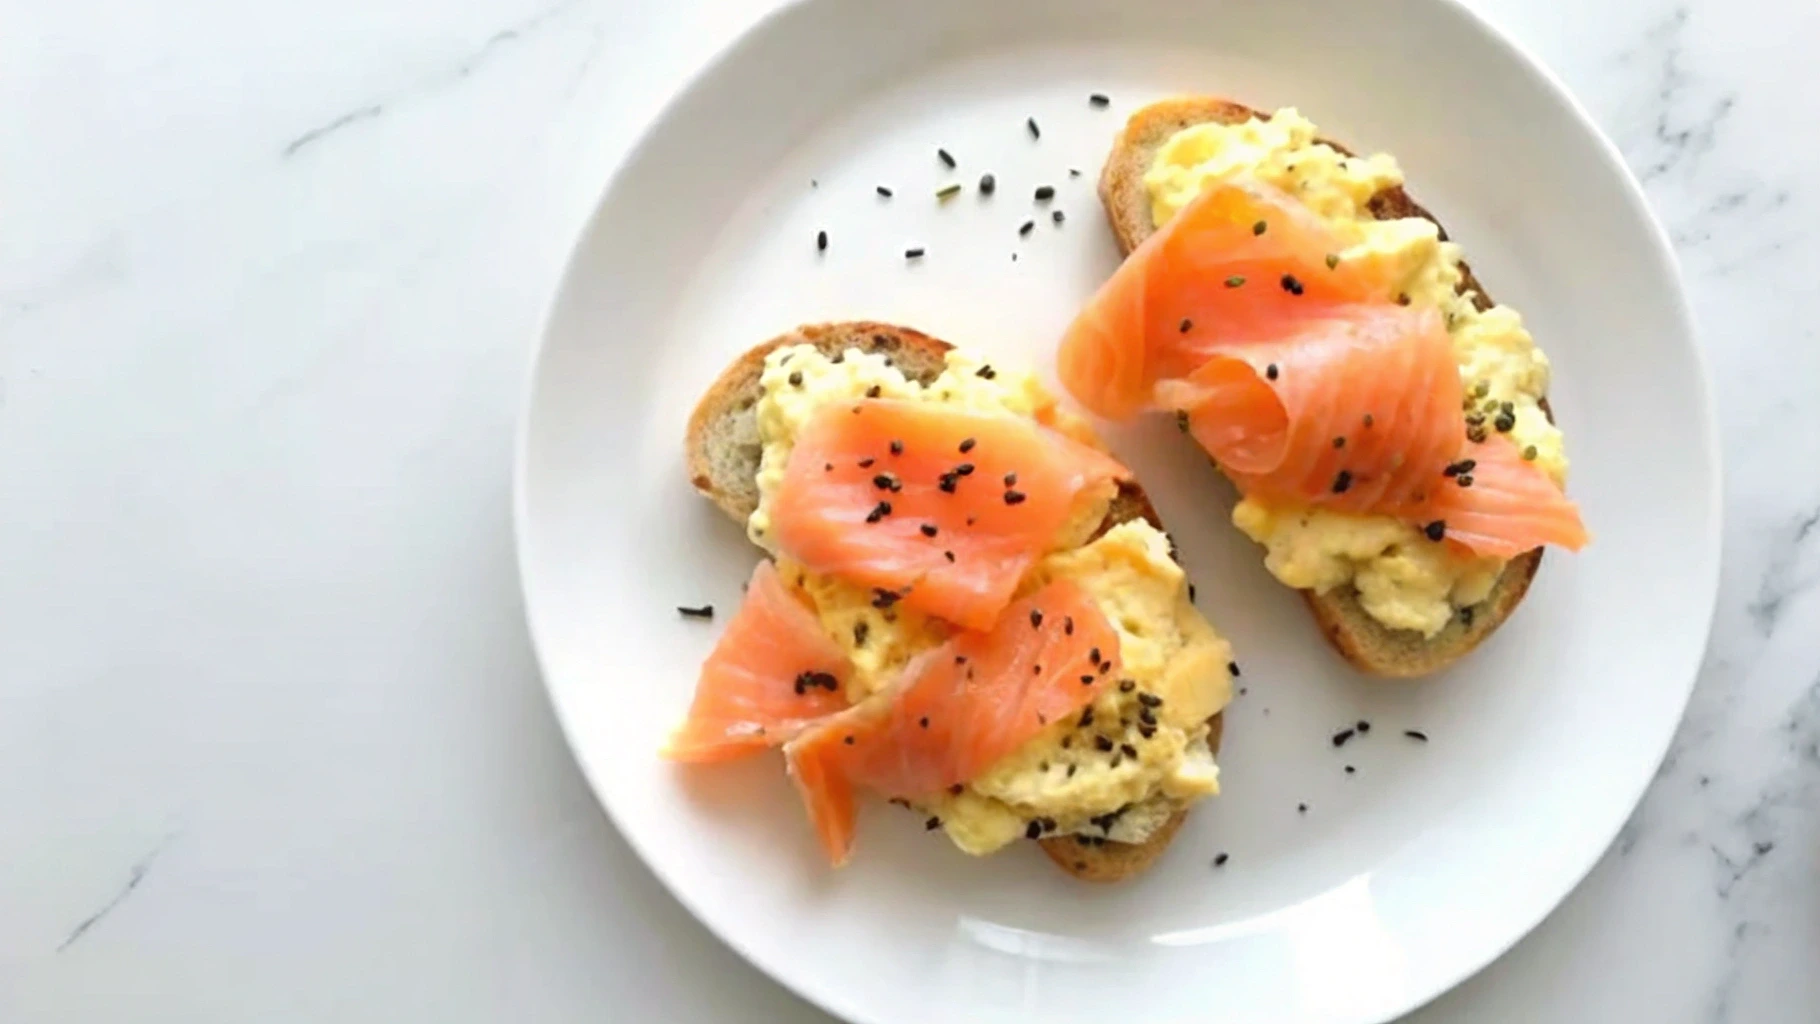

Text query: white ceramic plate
(515, 0), (1718, 1020)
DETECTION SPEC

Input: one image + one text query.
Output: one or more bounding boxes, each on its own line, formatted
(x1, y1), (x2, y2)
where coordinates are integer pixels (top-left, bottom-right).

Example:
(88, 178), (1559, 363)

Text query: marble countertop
(4, 0), (1814, 1020)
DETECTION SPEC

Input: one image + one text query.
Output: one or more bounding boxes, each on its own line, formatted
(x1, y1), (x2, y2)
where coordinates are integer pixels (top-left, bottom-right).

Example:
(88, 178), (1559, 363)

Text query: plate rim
(511, 0), (1723, 1020)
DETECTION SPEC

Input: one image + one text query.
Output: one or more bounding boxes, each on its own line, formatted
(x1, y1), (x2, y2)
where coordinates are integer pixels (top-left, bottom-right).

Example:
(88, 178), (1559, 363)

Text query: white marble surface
(2, 0), (1814, 1020)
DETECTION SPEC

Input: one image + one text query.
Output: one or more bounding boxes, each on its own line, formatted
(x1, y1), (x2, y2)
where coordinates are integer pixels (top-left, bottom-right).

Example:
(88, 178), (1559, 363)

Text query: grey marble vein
(1612, 7), (1738, 184)
(281, 104), (385, 158)
(276, 0), (591, 159)
(56, 835), (175, 953)
(1745, 504), (1820, 635)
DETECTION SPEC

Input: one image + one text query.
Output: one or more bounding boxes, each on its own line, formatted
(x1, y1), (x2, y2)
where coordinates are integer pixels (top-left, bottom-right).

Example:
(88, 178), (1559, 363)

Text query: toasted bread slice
(1097, 97), (1544, 678)
(686, 321), (1224, 882)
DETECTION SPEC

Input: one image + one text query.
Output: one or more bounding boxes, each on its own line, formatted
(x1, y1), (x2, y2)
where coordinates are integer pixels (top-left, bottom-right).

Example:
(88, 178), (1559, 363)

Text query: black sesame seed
(1213, 852), (1229, 867)
(865, 501), (892, 523)
(889, 439), (904, 455)
(925, 816), (942, 830)
(877, 185), (893, 198)
(1457, 474), (1475, 488)
(1225, 275), (1246, 288)
(1078, 707), (1094, 728)
(1344, 765), (1356, 774)
(905, 247), (925, 260)
(978, 173), (996, 195)
(1137, 692), (1163, 708)
(842, 735), (855, 745)
(1026, 820), (1043, 839)
(1034, 185), (1055, 201)
(918, 523), (938, 539)
(1121, 743), (1139, 759)
(1069, 167), (1082, 177)
(1424, 520), (1447, 541)
(976, 365), (996, 379)
(1003, 490), (1027, 505)
(1280, 273), (1305, 295)
(1179, 318), (1193, 333)
(1332, 728), (1355, 747)
(1094, 736), (1114, 752)
(1063, 616), (1074, 636)
(870, 588), (902, 609)
(1080, 674), (1095, 685)
(958, 438), (976, 454)
(676, 604), (714, 619)
(1052, 209), (1065, 224)
(943, 550), (955, 562)
(852, 621), (869, 647)
(1331, 469), (1353, 494)
(954, 463), (975, 476)
(937, 148), (956, 168)
(1363, 413), (1375, 428)
(1266, 363), (1279, 380)
(1356, 720), (1370, 734)
(865, 385), (882, 398)
(1028, 608), (1044, 629)
(1495, 412), (1517, 432)
(1252, 220), (1267, 235)
(1404, 729), (1429, 742)
(788, 371), (804, 387)
(1089, 93), (1110, 107)
(1026, 116), (1041, 139)
(1118, 679), (1135, 693)
(872, 473), (900, 491)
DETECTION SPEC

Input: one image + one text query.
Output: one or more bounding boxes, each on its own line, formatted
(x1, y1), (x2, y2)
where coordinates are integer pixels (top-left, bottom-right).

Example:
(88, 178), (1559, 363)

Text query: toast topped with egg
(1059, 98), (1585, 678)
(674, 321), (1234, 882)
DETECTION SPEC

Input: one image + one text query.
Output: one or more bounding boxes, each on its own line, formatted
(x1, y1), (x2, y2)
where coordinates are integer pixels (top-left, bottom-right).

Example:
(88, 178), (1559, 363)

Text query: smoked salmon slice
(1399, 437), (1590, 558)
(1056, 178), (1587, 559)
(782, 579), (1121, 866)
(661, 561), (853, 763)
(1058, 180), (1396, 420)
(769, 400), (1128, 631)
(1156, 303), (1466, 513)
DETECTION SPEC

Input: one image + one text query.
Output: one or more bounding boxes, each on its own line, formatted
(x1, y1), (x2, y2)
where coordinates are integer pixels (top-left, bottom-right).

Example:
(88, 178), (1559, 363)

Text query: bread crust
(684, 321), (1223, 880)
(1097, 97), (1547, 677)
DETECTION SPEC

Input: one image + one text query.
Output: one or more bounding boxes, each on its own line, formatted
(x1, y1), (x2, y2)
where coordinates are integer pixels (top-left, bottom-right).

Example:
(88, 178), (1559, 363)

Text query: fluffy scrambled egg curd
(1146, 108), (1569, 636)
(751, 343), (1234, 854)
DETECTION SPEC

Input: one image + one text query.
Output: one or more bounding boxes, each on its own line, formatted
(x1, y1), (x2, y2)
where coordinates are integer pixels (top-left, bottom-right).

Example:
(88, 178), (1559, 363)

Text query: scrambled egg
(752, 343), (1233, 854)
(1146, 108), (1569, 636)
